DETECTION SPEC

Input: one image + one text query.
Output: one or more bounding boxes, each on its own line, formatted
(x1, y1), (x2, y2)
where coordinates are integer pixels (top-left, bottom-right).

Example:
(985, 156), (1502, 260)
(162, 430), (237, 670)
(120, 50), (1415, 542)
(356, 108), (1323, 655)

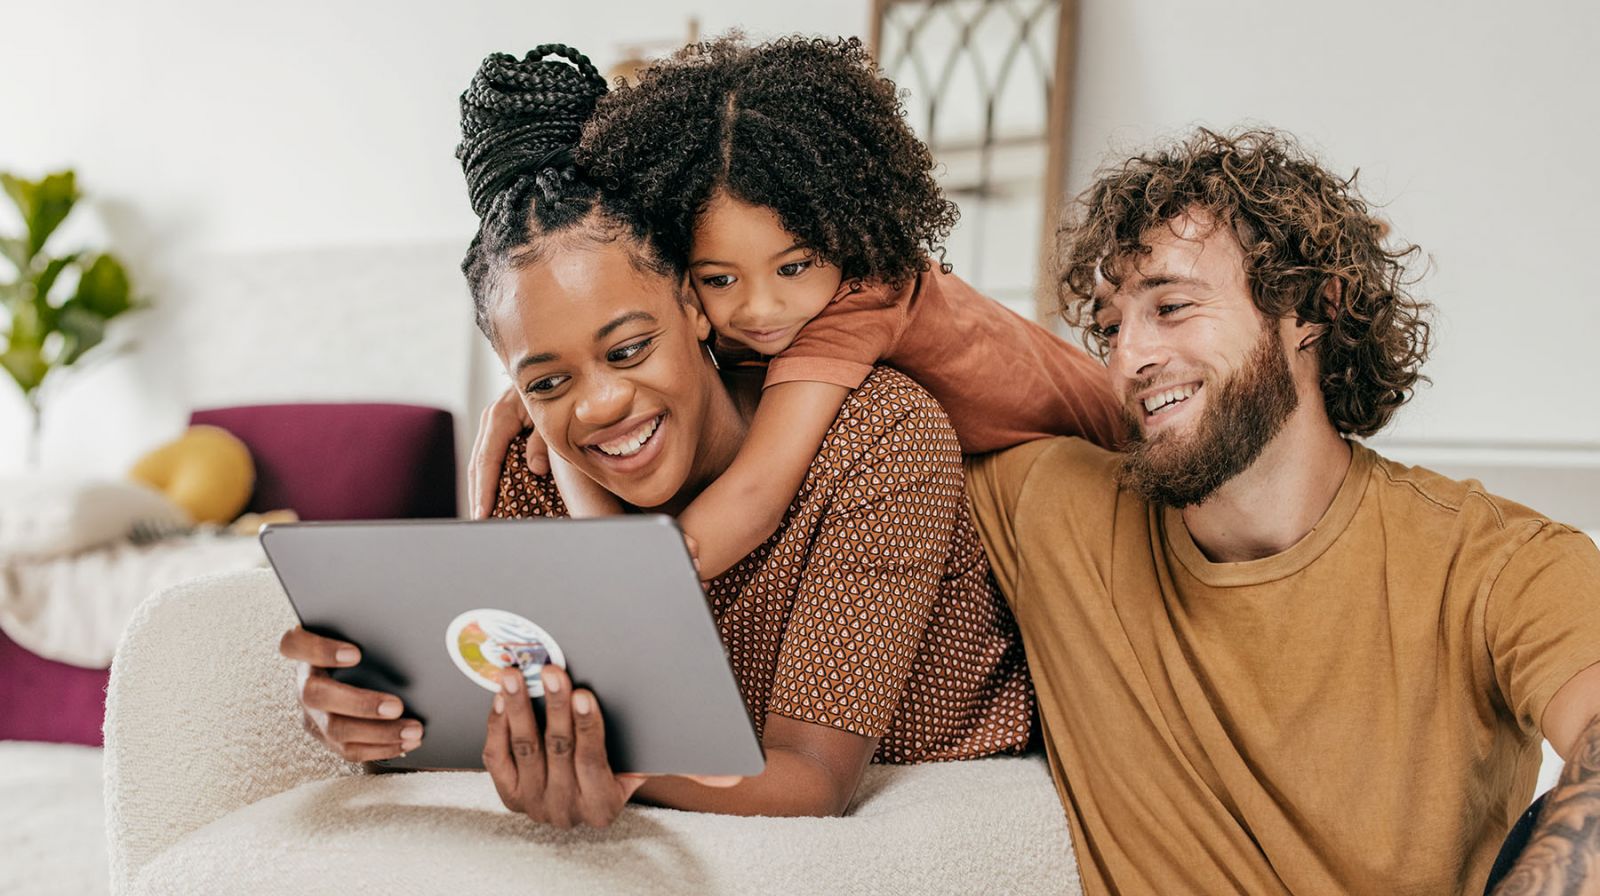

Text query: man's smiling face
(1090, 210), (1302, 506)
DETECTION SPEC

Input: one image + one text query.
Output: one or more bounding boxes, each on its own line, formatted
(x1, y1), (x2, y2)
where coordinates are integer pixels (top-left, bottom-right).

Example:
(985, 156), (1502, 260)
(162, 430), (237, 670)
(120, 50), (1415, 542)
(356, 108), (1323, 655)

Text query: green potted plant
(1, 170), (142, 466)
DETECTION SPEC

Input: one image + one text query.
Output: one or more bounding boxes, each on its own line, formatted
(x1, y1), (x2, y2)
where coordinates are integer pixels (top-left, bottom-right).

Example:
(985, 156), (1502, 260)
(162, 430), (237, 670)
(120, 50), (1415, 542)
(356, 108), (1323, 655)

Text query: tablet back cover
(261, 516), (764, 776)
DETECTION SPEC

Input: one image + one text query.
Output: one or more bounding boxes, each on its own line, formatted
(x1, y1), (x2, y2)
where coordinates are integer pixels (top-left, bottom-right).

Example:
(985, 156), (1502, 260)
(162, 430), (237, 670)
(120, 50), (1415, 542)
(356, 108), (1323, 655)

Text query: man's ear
(1296, 278), (1342, 352)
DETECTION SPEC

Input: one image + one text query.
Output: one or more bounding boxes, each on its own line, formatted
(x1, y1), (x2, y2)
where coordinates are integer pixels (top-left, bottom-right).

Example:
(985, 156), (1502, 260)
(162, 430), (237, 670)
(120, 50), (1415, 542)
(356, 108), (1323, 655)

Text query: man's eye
(526, 375), (568, 395)
(1157, 302), (1190, 315)
(699, 274), (734, 289)
(607, 338), (654, 364)
(777, 260), (812, 277)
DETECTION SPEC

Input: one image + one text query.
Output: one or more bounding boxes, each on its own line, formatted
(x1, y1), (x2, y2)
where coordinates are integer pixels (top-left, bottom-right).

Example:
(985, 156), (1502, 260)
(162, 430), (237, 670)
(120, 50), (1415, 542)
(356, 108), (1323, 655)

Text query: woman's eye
(777, 260), (812, 277)
(607, 338), (654, 364)
(526, 375), (568, 396)
(699, 274), (735, 289)
(1097, 322), (1120, 339)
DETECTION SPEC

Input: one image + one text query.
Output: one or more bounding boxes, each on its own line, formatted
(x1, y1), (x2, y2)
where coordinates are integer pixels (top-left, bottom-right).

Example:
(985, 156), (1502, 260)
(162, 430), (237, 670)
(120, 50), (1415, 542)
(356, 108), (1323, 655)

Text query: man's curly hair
(578, 35), (957, 289)
(1059, 128), (1433, 438)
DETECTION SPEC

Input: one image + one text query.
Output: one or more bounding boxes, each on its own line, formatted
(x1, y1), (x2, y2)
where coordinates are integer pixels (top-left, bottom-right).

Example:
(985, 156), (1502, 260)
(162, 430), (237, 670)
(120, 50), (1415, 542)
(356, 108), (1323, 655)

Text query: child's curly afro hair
(578, 35), (957, 289)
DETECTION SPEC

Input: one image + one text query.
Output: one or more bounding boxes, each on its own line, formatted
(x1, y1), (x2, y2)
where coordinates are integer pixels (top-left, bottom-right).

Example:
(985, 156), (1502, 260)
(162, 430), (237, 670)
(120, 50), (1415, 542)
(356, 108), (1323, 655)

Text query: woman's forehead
(491, 241), (678, 363)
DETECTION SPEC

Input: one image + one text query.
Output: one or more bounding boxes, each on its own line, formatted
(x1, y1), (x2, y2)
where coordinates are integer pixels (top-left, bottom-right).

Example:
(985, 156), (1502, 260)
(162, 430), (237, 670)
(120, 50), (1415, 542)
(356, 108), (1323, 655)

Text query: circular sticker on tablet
(445, 609), (566, 696)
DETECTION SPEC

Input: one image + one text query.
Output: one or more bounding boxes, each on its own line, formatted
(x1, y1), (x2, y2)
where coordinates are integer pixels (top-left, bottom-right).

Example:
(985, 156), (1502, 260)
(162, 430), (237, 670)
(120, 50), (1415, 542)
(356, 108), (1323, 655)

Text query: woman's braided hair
(578, 35), (957, 290)
(457, 44), (667, 341)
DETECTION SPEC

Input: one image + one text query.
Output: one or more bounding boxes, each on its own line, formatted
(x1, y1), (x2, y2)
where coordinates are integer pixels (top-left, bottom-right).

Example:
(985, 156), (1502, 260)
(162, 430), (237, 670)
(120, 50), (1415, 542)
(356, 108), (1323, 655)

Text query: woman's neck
(652, 366), (759, 516)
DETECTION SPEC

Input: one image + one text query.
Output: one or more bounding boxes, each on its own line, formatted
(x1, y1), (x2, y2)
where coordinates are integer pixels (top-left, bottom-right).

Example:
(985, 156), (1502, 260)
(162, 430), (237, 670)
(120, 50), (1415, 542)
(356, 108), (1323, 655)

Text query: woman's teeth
(1143, 384), (1199, 415)
(595, 416), (660, 457)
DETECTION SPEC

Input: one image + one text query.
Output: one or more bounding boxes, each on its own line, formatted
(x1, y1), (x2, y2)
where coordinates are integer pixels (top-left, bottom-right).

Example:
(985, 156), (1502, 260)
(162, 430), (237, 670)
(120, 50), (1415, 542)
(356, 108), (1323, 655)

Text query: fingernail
(573, 692), (592, 715)
(543, 666), (561, 694)
(503, 672), (521, 694)
(336, 647), (358, 664)
(401, 723), (422, 740)
(401, 737), (421, 751)
(493, 694), (505, 714)
(378, 699), (402, 718)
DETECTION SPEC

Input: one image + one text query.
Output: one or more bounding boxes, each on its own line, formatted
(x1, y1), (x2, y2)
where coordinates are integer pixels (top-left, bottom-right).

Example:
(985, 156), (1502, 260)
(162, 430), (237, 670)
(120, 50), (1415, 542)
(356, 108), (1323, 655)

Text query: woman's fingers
(473, 388), (536, 517)
(569, 688), (628, 828)
(299, 671), (406, 721)
(279, 626), (360, 668)
(484, 690), (522, 811)
(538, 665), (580, 828)
(326, 715), (422, 751)
(499, 670), (548, 823)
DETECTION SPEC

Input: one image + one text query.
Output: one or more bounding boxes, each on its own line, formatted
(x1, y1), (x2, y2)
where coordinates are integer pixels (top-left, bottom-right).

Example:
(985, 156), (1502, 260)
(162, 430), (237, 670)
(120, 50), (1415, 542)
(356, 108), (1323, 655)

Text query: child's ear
(679, 276), (713, 341)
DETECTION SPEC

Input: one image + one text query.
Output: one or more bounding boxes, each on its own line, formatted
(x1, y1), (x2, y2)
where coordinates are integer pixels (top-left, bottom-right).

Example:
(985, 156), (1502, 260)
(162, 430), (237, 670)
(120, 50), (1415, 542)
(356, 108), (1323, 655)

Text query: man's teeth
(596, 417), (660, 457)
(1143, 384), (1199, 415)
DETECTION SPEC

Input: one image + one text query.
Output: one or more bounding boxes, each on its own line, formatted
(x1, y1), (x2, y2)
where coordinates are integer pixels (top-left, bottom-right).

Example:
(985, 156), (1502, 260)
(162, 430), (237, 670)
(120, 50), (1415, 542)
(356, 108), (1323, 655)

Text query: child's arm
(548, 447), (624, 518)
(678, 380), (851, 580)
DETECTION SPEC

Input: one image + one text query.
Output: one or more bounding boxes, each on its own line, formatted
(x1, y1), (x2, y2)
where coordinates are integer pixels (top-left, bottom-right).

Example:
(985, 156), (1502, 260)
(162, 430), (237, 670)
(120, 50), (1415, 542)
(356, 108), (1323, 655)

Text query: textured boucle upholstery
(105, 569), (1080, 895)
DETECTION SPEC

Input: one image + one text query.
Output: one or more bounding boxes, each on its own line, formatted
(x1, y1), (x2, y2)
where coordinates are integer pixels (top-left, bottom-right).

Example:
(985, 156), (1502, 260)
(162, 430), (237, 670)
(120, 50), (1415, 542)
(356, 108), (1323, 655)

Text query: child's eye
(698, 274), (735, 289)
(777, 260), (812, 277)
(526, 374), (568, 396)
(607, 337), (654, 364)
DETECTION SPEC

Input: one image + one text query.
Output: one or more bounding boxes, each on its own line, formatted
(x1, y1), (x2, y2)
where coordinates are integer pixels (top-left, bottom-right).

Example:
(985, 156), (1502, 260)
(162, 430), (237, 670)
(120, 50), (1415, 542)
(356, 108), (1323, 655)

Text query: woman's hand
(483, 665), (645, 829)
(279, 626), (421, 762)
(470, 387), (552, 519)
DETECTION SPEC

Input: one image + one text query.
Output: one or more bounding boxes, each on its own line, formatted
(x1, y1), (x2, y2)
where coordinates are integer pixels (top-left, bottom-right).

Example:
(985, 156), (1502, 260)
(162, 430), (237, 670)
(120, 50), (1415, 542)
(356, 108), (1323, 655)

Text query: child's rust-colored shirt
(761, 267), (1125, 453)
(494, 368), (1034, 763)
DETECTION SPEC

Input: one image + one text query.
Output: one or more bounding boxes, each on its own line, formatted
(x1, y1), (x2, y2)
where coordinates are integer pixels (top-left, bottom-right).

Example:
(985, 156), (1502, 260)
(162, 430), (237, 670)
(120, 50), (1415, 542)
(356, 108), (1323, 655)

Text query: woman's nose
(572, 371), (636, 425)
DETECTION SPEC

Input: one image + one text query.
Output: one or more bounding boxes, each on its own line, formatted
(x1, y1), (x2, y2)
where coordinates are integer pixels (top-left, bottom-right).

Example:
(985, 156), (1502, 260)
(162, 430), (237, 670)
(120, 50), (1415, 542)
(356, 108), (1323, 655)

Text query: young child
(537, 35), (1124, 580)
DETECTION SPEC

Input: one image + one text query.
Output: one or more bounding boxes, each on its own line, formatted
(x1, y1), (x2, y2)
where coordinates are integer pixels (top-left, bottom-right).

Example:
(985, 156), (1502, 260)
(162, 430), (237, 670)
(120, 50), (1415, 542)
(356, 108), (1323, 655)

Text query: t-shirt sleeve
(1484, 522), (1600, 738)
(763, 286), (912, 391)
(963, 440), (1056, 606)
(489, 430), (569, 519)
(763, 375), (963, 738)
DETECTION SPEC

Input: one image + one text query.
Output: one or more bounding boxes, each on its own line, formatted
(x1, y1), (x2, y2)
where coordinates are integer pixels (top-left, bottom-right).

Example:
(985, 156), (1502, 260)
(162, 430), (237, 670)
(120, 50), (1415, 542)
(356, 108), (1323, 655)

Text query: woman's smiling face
(486, 232), (725, 510)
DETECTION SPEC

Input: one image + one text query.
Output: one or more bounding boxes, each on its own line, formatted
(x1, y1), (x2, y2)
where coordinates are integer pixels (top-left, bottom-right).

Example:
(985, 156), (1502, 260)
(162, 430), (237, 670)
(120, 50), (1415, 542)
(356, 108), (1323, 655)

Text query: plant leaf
(0, 339), (47, 396)
(71, 253), (133, 318)
(0, 236), (27, 274)
(56, 305), (108, 366)
(34, 253), (78, 305)
(12, 171), (79, 261)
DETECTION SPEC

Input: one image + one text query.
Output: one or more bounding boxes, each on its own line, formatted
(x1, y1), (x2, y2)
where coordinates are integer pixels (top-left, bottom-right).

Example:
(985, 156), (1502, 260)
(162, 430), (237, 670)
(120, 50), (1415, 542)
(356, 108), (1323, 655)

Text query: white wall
(2, 0), (1596, 513)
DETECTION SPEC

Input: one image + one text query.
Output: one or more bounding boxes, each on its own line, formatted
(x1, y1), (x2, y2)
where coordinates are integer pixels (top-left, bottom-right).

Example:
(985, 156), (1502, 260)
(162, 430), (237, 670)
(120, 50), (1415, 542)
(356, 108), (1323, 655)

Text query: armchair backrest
(189, 403), (456, 520)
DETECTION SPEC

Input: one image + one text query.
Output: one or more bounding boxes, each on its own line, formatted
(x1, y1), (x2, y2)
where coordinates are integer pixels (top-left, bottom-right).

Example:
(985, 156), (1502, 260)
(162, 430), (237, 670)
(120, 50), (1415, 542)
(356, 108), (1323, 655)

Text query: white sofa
(103, 569), (1081, 895)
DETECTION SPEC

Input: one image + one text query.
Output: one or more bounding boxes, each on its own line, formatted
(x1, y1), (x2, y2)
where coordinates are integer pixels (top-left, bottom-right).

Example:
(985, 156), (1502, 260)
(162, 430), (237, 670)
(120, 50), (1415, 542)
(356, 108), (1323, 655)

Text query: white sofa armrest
(103, 569), (359, 892)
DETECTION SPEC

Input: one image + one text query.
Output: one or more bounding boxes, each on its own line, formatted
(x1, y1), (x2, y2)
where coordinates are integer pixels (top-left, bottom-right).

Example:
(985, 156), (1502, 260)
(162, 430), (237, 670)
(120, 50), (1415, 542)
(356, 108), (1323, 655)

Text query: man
(966, 128), (1600, 894)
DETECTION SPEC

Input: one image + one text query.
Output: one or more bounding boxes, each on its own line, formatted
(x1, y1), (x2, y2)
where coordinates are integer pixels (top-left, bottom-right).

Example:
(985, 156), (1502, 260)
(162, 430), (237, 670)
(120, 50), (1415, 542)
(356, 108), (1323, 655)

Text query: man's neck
(1179, 414), (1353, 563)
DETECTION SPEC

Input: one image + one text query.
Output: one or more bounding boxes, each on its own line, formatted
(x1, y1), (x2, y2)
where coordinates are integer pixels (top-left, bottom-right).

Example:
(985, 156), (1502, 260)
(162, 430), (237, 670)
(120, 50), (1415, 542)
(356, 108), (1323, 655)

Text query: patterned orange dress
(493, 367), (1033, 763)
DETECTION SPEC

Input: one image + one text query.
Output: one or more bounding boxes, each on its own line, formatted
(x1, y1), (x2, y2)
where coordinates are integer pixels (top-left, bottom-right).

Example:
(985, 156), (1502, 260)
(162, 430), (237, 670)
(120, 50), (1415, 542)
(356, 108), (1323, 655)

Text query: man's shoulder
(967, 436), (1125, 523)
(1364, 446), (1570, 537)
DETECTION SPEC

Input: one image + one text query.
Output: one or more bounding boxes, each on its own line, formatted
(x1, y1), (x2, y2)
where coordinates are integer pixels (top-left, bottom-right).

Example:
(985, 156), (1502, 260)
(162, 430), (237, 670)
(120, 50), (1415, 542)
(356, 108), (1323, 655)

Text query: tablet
(260, 516), (765, 776)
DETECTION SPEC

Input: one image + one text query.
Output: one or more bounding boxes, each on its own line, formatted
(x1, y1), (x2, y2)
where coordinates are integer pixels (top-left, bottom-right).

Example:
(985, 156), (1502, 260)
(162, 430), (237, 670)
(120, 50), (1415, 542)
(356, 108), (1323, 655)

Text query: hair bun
(457, 44), (607, 221)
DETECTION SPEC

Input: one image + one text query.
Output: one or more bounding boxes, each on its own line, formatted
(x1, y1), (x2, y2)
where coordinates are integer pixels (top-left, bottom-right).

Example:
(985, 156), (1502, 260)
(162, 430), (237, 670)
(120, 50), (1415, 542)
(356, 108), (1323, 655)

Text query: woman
(281, 45), (1032, 827)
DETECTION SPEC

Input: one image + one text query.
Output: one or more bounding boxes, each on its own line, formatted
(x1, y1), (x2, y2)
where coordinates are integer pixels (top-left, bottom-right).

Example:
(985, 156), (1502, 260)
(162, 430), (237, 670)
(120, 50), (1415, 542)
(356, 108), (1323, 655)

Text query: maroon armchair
(0, 402), (457, 745)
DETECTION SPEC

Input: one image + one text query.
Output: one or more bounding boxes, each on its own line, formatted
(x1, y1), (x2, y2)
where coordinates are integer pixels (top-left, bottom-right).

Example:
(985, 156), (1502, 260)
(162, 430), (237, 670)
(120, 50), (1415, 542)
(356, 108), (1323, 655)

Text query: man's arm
(1494, 663), (1600, 895)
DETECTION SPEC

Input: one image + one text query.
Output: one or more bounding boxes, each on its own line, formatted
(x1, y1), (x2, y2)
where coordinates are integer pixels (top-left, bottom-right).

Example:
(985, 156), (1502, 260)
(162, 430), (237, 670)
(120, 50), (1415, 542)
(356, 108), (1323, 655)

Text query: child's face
(688, 191), (844, 355)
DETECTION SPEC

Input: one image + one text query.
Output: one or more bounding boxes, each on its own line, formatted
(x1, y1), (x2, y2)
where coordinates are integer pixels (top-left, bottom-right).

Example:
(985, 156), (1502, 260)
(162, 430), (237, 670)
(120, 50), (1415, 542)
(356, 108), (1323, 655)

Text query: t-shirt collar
(1160, 441), (1374, 587)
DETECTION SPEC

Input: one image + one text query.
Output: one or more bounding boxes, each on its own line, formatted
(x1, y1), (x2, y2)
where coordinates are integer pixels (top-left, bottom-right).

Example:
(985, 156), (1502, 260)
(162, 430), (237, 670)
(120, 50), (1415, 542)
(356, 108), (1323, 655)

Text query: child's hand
(683, 533), (704, 580)
(469, 388), (553, 519)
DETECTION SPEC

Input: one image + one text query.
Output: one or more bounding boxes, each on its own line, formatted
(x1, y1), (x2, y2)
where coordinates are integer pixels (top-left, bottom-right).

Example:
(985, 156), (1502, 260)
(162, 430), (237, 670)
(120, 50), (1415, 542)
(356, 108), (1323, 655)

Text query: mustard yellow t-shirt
(966, 438), (1600, 895)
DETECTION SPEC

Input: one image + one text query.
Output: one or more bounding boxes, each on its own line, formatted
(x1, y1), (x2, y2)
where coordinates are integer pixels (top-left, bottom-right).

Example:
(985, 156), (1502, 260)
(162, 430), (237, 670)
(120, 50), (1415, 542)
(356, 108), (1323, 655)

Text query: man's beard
(1118, 325), (1300, 508)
